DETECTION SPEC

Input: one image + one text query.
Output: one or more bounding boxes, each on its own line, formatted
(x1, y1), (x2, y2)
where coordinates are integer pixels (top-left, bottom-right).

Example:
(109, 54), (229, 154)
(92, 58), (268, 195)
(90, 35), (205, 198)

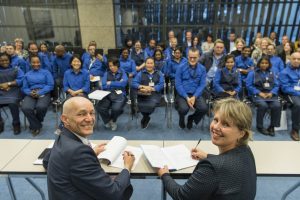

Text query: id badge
(294, 86), (300, 91)
(115, 90), (122, 94)
(149, 82), (155, 87)
(264, 82), (270, 88)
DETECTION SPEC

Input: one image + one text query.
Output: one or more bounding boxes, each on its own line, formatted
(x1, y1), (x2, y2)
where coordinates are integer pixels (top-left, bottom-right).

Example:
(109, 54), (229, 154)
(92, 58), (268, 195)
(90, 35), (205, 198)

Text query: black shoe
(141, 116), (150, 129)
(0, 120), (4, 133)
(257, 127), (269, 135)
(13, 123), (21, 135)
(31, 129), (40, 136)
(267, 126), (275, 137)
(187, 115), (194, 130)
(179, 116), (185, 129)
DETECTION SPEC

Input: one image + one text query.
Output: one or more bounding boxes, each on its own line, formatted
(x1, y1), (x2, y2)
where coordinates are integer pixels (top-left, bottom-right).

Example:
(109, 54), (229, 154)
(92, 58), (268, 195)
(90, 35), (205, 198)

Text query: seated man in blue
(5, 43), (27, 73)
(279, 52), (300, 141)
(213, 54), (241, 99)
(0, 53), (24, 135)
(52, 45), (72, 100)
(165, 47), (188, 85)
(246, 56), (281, 136)
(82, 44), (106, 78)
(22, 55), (54, 136)
(96, 57), (128, 131)
(63, 55), (90, 99)
(164, 37), (178, 61)
(144, 39), (156, 58)
(266, 44), (284, 77)
(175, 48), (208, 130)
(235, 46), (254, 81)
(132, 57), (164, 129)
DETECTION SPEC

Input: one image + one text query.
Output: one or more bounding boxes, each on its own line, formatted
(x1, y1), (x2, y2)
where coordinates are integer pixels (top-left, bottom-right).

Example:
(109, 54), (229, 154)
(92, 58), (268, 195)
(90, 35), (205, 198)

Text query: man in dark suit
(43, 96), (135, 200)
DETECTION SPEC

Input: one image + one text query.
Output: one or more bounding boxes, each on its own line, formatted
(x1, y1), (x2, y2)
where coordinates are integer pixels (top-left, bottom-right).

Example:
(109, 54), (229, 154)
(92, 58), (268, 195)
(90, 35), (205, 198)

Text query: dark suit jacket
(43, 128), (132, 200)
(162, 145), (257, 200)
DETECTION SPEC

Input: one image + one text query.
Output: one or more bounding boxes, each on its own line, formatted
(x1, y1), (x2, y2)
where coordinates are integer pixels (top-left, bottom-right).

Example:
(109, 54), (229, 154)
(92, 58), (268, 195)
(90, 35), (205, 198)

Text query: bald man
(43, 97), (135, 200)
(52, 45), (72, 101)
(279, 52), (300, 141)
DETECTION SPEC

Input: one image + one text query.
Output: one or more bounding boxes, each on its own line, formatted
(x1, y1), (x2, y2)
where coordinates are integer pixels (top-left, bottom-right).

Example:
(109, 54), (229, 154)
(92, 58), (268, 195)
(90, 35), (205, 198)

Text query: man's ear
(61, 114), (69, 126)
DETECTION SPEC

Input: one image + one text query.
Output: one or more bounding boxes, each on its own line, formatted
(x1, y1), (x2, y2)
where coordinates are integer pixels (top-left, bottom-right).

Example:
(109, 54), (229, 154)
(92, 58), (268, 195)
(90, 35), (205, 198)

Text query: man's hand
(96, 54), (103, 61)
(191, 148), (207, 160)
(265, 93), (273, 98)
(0, 82), (10, 91)
(259, 92), (267, 99)
(157, 165), (169, 177)
(123, 151), (135, 172)
(93, 143), (106, 156)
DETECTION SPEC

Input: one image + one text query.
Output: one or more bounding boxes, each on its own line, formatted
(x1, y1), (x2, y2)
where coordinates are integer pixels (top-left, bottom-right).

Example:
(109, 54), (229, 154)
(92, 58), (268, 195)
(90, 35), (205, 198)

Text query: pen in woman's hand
(194, 138), (202, 149)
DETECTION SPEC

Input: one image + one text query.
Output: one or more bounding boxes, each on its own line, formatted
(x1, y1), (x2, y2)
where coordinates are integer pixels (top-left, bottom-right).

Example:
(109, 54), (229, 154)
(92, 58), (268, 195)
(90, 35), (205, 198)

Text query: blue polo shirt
(279, 63), (300, 96)
(63, 69), (90, 94)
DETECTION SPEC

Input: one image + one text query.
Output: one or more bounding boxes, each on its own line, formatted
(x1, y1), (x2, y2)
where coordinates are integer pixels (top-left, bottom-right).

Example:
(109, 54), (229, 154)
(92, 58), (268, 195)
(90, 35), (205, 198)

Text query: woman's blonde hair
(234, 38), (246, 46)
(212, 98), (253, 146)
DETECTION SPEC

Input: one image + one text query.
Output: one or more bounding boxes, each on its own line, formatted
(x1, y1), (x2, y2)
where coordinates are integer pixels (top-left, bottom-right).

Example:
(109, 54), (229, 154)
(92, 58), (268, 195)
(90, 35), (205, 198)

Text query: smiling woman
(158, 98), (257, 200)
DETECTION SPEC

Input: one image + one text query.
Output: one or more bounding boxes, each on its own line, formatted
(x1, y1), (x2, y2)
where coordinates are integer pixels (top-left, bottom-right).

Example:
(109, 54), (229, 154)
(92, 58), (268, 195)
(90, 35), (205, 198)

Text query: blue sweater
(279, 63), (300, 96)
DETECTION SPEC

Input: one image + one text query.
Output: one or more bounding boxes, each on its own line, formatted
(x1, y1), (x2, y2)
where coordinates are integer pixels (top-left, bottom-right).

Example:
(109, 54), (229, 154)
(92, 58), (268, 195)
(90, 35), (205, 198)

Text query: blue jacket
(269, 56), (284, 76)
(175, 63), (206, 98)
(25, 52), (53, 74)
(155, 60), (167, 74)
(144, 47), (155, 58)
(163, 47), (174, 61)
(102, 69), (128, 94)
(52, 53), (72, 79)
(63, 69), (90, 94)
(235, 55), (254, 80)
(83, 57), (106, 77)
(22, 68), (54, 96)
(246, 68), (279, 96)
(279, 63), (300, 96)
(132, 69), (164, 92)
(166, 57), (188, 79)
(10, 54), (27, 74)
(213, 67), (241, 93)
(119, 57), (136, 76)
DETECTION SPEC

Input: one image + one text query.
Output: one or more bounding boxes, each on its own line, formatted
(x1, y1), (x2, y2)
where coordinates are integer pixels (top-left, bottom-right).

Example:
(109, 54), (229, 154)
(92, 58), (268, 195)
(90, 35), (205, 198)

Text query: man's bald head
(55, 45), (65, 57)
(290, 52), (300, 68)
(61, 97), (95, 137)
(62, 96), (92, 115)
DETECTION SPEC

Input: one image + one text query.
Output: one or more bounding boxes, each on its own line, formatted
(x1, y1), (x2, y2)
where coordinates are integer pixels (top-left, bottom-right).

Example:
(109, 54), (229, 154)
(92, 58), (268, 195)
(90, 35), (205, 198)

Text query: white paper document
(90, 76), (101, 82)
(33, 142), (55, 165)
(98, 136), (143, 170)
(88, 90), (111, 100)
(141, 144), (198, 171)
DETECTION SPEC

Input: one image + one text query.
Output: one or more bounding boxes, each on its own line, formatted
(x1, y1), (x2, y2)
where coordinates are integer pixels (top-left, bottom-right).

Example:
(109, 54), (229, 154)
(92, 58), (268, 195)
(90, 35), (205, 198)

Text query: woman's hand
(157, 165), (169, 177)
(191, 148), (208, 160)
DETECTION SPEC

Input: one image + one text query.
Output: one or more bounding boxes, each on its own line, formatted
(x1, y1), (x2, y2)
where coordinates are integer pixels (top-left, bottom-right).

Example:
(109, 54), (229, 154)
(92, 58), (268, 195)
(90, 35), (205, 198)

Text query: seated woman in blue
(130, 40), (145, 72)
(120, 48), (136, 78)
(22, 55), (54, 136)
(246, 56), (281, 136)
(184, 35), (202, 58)
(213, 54), (241, 99)
(166, 47), (188, 85)
(153, 49), (167, 74)
(96, 57), (128, 131)
(0, 53), (24, 135)
(132, 57), (164, 129)
(63, 55), (90, 99)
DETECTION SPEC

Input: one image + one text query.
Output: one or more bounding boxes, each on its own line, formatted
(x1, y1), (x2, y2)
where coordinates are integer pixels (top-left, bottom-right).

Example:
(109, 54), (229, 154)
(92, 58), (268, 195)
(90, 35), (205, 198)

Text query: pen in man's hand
(194, 138), (202, 149)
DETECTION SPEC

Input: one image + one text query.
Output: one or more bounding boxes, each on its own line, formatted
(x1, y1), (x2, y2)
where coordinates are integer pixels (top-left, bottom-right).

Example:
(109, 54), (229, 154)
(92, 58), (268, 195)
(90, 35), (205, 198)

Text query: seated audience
(158, 98), (256, 200)
(132, 57), (164, 129)
(130, 40), (145, 71)
(0, 52), (24, 134)
(279, 42), (295, 66)
(231, 38), (246, 57)
(14, 38), (29, 59)
(5, 43), (27, 73)
(266, 44), (284, 76)
(164, 37), (178, 61)
(120, 48), (136, 78)
(235, 46), (254, 82)
(97, 57), (128, 131)
(144, 39), (156, 58)
(246, 56), (281, 136)
(184, 35), (202, 58)
(21, 55), (54, 136)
